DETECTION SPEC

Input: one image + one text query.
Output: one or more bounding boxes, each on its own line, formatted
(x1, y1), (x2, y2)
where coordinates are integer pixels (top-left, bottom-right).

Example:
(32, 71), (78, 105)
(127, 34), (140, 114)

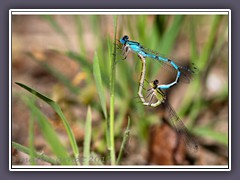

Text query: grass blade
(198, 15), (223, 69)
(93, 53), (107, 119)
(29, 110), (36, 165)
(75, 16), (87, 55)
(12, 142), (59, 165)
(152, 15), (184, 77)
(193, 127), (228, 146)
(189, 17), (198, 61)
(116, 117), (131, 165)
(108, 15), (118, 165)
(179, 15), (223, 124)
(83, 106), (92, 165)
(159, 15), (184, 55)
(16, 82), (80, 165)
(22, 96), (71, 165)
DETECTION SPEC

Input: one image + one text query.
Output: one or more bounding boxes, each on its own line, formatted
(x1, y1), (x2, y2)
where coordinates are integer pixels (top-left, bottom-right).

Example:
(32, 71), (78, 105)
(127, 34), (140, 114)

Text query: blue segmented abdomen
(147, 53), (180, 72)
(129, 44), (181, 73)
(146, 54), (168, 62)
(169, 60), (179, 70)
(158, 84), (172, 90)
(177, 70), (181, 79)
(158, 70), (181, 90)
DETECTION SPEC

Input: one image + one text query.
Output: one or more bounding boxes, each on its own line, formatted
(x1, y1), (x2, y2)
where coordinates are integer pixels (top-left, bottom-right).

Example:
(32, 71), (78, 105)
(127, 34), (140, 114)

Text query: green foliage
(16, 82), (79, 165)
(93, 53), (107, 119)
(116, 117), (131, 165)
(22, 96), (72, 165)
(13, 14), (228, 165)
(83, 106), (92, 165)
(12, 142), (59, 165)
(29, 111), (36, 165)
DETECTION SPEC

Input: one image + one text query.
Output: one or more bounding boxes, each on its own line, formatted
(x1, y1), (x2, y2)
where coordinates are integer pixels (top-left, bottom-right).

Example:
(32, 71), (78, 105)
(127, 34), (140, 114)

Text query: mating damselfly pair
(119, 35), (199, 152)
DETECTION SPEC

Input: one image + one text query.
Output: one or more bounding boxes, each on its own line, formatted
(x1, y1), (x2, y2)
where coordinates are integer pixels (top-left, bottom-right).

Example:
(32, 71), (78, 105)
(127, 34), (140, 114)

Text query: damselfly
(143, 79), (199, 152)
(119, 35), (198, 104)
(119, 35), (198, 85)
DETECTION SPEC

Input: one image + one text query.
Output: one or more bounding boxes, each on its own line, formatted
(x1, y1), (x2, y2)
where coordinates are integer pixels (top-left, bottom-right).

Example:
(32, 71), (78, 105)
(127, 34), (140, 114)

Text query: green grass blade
(29, 110), (36, 165)
(83, 106), (92, 165)
(180, 16), (224, 132)
(105, 37), (112, 155)
(91, 16), (101, 38)
(75, 16), (87, 55)
(193, 127), (228, 146)
(189, 17), (198, 61)
(12, 142), (59, 165)
(116, 117), (131, 165)
(93, 53), (107, 119)
(16, 82), (79, 165)
(179, 15), (223, 120)
(108, 15), (118, 165)
(137, 15), (147, 38)
(152, 15), (184, 77)
(198, 15), (223, 69)
(22, 96), (71, 165)
(159, 15), (184, 55)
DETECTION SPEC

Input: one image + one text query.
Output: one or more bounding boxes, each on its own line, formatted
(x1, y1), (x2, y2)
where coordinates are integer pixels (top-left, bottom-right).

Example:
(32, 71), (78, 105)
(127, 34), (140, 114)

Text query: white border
(9, 9), (231, 171)
(228, 9), (231, 171)
(11, 165), (229, 171)
(11, 9), (229, 15)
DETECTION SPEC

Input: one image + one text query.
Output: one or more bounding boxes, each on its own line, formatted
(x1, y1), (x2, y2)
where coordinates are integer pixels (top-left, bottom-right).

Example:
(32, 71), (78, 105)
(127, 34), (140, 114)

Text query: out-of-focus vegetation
(12, 14), (229, 166)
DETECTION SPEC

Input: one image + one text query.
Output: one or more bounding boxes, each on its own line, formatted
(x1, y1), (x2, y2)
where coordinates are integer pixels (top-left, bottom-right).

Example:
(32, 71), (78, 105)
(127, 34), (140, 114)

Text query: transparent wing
(141, 46), (169, 60)
(165, 102), (199, 152)
(117, 41), (198, 83)
(141, 46), (198, 84)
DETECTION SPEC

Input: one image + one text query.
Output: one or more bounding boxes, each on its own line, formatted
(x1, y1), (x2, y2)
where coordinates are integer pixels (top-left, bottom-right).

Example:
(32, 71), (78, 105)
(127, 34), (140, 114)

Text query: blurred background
(12, 14), (229, 165)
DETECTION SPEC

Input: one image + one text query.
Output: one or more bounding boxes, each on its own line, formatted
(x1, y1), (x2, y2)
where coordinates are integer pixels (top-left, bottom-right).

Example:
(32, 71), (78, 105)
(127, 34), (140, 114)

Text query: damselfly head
(120, 35), (129, 45)
(153, 79), (159, 85)
(150, 79), (159, 89)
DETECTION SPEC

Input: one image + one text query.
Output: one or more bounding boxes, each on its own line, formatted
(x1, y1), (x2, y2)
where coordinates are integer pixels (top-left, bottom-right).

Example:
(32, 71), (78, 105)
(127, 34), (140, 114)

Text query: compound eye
(120, 35), (128, 44)
(123, 35), (129, 40)
(154, 80), (159, 85)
